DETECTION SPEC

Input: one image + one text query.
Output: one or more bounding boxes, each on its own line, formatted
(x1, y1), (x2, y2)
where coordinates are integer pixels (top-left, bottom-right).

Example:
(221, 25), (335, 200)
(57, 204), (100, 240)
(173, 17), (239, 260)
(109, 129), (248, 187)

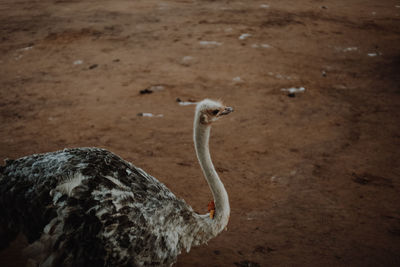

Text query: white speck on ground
(148, 85), (165, 91)
(137, 113), (164, 117)
(252, 43), (272, 48)
(343, 47), (358, 52)
(239, 33), (251, 40)
(73, 60), (83, 65)
(199, 41), (222, 46)
(334, 84), (348, 90)
(19, 46), (33, 51)
(181, 56), (194, 66)
(281, 87), (305, 93)
(178, 101), (197, 106)
(232, 77), (243, 83)
(267, 72), (294, 80)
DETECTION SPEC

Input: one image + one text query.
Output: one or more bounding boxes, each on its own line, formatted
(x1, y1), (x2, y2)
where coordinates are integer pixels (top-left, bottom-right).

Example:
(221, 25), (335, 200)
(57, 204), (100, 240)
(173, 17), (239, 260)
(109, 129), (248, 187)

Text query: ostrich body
(0, 99), (233, 266)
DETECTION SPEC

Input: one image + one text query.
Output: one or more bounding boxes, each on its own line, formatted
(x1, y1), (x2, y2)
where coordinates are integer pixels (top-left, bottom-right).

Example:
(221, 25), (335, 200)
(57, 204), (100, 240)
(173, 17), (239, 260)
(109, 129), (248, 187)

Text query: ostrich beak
(220, 106), (234, 115)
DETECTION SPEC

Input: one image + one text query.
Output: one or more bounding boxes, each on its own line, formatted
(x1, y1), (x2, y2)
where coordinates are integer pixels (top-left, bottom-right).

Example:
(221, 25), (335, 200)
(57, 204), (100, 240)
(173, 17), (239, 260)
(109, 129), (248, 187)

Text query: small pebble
(140, 89), (153, 94)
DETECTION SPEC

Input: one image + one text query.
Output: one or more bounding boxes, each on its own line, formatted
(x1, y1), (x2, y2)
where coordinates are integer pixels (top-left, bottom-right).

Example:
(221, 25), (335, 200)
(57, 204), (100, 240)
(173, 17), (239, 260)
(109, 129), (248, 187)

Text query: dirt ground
(0, 0), (400, 266)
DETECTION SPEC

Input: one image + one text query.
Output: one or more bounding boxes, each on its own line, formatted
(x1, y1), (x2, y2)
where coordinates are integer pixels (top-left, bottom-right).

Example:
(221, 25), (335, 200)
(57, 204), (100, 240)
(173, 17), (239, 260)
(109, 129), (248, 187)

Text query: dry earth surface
(1, 0), (400, 266)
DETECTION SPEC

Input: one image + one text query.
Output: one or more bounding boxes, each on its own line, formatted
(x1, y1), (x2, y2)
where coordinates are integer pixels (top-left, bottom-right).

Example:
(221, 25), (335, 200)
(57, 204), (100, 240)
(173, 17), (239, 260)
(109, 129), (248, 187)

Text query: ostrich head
(195, 99), (234, 125)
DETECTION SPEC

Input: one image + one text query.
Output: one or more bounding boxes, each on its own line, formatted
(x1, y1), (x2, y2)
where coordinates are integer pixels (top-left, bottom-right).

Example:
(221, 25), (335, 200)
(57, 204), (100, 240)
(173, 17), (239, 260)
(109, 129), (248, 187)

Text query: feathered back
(0, 148), (213, 266)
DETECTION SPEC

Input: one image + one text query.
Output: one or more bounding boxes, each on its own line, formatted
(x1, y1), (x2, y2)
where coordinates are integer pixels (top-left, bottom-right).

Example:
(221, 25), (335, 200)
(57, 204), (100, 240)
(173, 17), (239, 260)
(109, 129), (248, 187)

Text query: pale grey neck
(193, 119), (230, 233)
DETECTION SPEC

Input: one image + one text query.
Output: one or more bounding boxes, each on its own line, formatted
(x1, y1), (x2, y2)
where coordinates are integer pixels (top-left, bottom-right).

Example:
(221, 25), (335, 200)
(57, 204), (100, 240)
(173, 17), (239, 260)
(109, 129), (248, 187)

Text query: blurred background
(0, 0), (399, 266)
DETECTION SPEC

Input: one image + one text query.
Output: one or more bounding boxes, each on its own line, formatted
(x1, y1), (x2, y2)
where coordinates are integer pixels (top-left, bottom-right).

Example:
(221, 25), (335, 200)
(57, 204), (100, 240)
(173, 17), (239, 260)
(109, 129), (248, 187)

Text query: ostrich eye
(212, 109), (219, 115)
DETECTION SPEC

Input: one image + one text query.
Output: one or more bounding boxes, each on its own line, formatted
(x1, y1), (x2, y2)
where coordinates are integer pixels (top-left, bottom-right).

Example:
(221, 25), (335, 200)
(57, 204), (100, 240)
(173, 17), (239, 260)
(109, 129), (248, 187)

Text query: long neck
(193, 118), (230, 234)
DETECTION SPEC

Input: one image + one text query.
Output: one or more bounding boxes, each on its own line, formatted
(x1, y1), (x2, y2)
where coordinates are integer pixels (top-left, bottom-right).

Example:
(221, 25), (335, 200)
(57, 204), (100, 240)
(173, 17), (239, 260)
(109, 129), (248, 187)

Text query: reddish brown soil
(1, 0), (400, 266)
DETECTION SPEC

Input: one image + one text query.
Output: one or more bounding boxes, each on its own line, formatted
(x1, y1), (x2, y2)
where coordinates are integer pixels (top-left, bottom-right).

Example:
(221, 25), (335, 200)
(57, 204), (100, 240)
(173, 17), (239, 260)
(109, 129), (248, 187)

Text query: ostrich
(0, 99), (233, 266)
